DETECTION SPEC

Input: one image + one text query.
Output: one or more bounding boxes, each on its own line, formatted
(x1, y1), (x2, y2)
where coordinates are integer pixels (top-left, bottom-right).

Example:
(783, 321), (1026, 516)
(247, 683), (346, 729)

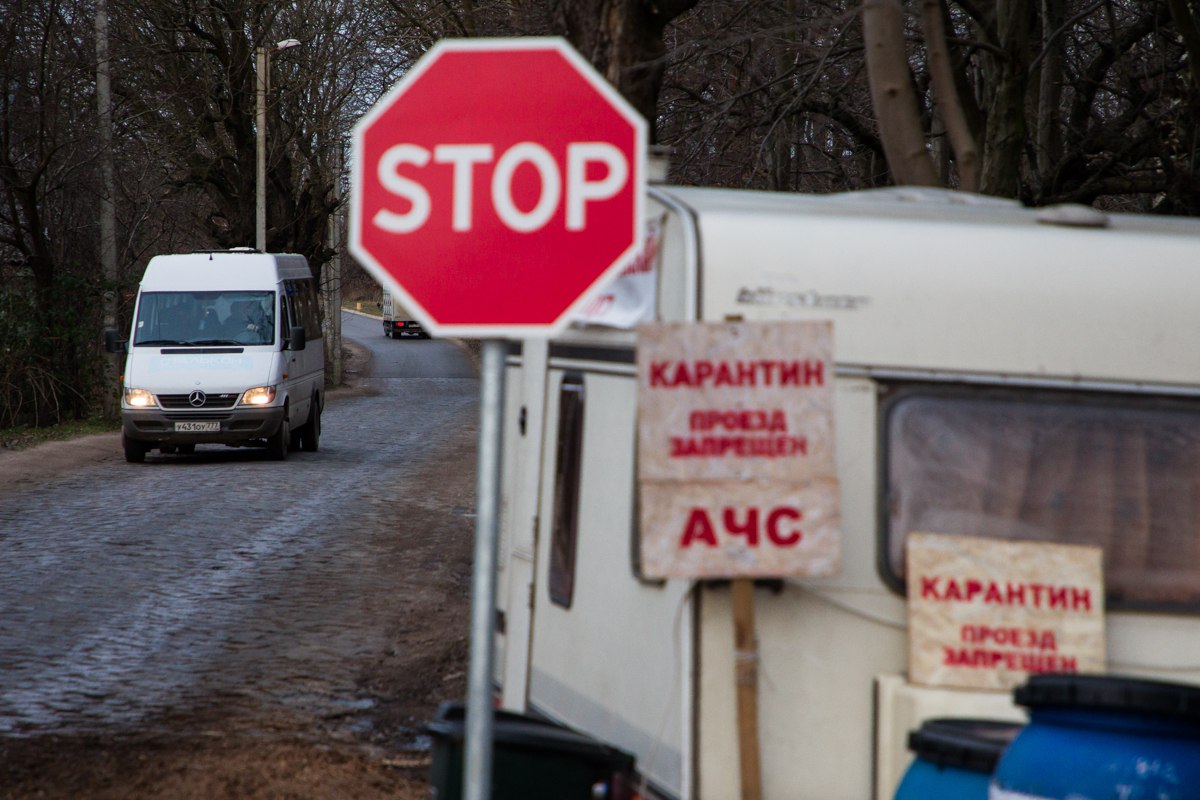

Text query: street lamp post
(256, 38), (301, 252)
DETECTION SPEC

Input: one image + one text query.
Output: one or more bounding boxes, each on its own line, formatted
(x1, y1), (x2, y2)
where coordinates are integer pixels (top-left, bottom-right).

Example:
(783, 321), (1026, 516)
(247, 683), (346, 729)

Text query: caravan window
(549, 373), (586, 609)
(883, 386), (1200, 610)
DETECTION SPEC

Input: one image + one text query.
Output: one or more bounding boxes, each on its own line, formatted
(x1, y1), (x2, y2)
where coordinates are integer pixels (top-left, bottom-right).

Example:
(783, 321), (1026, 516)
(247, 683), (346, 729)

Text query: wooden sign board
(906, 532), (1105, 691)
(636, 321), (840, 579)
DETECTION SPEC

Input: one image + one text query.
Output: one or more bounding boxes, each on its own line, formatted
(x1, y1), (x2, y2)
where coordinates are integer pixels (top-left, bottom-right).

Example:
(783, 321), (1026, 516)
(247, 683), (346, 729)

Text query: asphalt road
(0, 313), (478, 742)
(342, 311), (476, 379)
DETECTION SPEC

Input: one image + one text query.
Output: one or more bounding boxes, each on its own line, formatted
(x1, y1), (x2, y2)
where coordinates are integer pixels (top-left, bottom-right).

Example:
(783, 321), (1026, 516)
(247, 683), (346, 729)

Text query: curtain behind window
(886, 390), (1200, 608)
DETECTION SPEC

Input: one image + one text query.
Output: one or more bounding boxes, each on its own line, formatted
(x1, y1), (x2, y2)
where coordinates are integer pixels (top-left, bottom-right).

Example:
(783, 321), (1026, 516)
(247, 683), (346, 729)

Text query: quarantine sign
(906, 532), (1105, 691)
(637, 320), (840, 578)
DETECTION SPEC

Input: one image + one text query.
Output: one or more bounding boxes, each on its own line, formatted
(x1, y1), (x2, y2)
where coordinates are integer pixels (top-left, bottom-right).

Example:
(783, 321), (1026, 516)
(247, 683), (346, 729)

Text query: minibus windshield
(133, 291), (276, 346)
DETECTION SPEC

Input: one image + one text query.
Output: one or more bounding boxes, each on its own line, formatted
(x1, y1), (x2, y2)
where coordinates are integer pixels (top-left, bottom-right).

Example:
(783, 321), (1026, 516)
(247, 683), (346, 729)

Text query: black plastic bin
(426, 702), (636, 800)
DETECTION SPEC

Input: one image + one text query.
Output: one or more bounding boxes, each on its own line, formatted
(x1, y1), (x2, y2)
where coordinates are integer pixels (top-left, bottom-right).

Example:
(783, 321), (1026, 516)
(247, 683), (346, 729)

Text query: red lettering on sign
(962, 625), (1059, 651)
(687, 409), (790, 433)
(984, 582), (1004, 604)
(668, 435), (808, 458)
(620, 231), (658, 275)
(679, 508), (718, 548)
(766, 507), (803, 546)
(921, 576), (1095, 612)
(724, 508), (760, 546)
(649, 361), (669, 386)
(942, 646), (1079, 674)
(582, 294), (615, 316)
(677, 506), (805, 549)
(779, 360), (824, 386)
(1072, 587), (1092, 611)
(647, 359), (827, 389)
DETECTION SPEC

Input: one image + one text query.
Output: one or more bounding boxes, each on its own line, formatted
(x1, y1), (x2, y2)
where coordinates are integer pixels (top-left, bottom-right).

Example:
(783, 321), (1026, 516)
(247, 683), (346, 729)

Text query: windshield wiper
(135, 339), (186, 346)
(191, 339), (243, 346)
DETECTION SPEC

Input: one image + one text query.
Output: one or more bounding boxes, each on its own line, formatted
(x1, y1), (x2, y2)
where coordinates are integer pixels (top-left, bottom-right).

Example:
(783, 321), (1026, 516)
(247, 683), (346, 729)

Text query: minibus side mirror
(287, 325), (306, 351)
(104, 327), (127, 354)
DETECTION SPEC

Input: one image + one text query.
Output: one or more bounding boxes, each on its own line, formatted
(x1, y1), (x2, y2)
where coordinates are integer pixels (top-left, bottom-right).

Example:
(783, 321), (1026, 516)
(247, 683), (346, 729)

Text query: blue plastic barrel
(894, 718), (1021, 800)
(991, 674), (1200, 799)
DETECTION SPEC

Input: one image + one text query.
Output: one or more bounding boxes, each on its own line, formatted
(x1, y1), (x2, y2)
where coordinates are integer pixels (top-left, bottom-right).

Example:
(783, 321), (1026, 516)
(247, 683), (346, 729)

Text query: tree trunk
(96, 0), (119, 417)
(1167, 0), (1200, 103)
(1034, 0), (1064, 198)
(557, 0), (700, 143)
(769, 0), (798, 190)
(921, 0), (979, 191)
(979, 0), (1033, 196)
(862, 0), (941, 186)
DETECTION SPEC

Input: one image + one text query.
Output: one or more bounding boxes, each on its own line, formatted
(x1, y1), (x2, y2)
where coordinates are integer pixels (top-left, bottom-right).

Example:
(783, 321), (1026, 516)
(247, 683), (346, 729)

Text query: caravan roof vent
(830, 187), (1019, 208)
(1035, 204), (1110, 229)
(189, 247), (261, 255)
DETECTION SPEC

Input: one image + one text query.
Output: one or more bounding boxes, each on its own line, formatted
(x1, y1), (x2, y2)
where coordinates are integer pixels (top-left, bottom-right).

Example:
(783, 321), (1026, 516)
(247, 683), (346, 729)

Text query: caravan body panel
(496, 186), (1200, 799)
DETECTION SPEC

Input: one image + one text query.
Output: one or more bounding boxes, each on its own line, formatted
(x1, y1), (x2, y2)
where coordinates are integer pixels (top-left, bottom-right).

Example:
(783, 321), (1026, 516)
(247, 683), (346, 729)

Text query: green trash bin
(427, 702), (636, 800)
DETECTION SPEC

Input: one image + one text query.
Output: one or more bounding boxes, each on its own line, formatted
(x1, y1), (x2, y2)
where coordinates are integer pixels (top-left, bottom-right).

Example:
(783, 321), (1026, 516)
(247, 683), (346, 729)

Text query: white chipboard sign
(636, 320), (841, 579)
(907, 531), (1106, 691)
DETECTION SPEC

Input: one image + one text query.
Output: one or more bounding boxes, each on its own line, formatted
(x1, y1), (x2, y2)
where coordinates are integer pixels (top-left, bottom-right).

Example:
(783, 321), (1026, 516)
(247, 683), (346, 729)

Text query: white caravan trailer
(492, 185), (1200, 799)
(107, 250), (325, 462)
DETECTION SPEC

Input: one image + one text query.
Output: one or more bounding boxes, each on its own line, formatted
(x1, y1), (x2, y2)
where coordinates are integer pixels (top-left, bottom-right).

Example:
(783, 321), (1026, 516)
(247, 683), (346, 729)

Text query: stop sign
(349, 38), (647, 337)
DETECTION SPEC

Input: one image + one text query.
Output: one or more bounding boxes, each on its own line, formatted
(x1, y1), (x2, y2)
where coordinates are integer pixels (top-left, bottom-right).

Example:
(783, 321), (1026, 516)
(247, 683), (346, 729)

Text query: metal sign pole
(464, 338), (507, 800)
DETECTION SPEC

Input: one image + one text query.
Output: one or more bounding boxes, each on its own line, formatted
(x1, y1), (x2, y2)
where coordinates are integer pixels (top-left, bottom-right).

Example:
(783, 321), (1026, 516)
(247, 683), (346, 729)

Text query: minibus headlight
(124, 387), (157, 408)
(241, 386), (277, 406)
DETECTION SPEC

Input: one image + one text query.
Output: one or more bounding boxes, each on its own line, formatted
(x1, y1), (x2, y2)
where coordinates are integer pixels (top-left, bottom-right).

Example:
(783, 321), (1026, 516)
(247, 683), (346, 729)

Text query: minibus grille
(158, 393), (239, 410)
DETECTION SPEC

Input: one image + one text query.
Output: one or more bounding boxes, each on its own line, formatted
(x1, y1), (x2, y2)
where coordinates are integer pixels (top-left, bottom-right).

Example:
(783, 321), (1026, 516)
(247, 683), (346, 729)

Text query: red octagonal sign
(349, 38), (647, 337)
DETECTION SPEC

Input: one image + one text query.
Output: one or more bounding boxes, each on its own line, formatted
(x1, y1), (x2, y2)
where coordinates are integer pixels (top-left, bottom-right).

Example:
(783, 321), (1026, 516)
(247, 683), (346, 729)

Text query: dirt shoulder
(0, 735), (430, 800)
(0, 432), (123, 495)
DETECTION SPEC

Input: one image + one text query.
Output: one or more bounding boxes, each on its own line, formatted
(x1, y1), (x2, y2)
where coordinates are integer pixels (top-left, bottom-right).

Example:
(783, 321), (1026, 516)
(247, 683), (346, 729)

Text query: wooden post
(732, 578), (762, 800)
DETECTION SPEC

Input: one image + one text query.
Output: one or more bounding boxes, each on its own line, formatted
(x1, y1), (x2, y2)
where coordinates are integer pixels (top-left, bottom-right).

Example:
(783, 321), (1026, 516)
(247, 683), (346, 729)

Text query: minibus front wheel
(267, 411), (289, 461)
(123, 434), (147, 464)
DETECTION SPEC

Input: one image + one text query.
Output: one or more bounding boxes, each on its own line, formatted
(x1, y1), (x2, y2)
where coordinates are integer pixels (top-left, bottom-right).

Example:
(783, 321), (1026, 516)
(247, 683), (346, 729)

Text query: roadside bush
(0, 274), (110, 428)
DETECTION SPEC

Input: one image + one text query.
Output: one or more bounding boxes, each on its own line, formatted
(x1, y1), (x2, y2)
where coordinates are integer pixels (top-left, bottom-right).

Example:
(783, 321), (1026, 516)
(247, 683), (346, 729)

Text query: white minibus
(105, 249), (324, 463)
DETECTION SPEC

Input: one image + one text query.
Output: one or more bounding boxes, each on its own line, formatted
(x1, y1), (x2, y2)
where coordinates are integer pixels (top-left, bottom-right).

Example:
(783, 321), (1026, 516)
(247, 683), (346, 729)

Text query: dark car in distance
(384, 318), (429, 339)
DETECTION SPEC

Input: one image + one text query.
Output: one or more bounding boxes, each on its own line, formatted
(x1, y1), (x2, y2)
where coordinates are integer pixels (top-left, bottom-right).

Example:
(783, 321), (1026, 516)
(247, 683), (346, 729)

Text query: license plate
(175, 421), (220, 433)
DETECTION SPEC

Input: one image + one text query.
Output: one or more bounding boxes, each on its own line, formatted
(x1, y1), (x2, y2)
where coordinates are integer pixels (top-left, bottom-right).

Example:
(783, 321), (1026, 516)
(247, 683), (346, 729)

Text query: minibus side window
(305, 281), (321, 339)
(280, 291), (298, 342)
(285, 278), (321, 340)
(549, 373), (585, 609)
(882, 385), (1200, 610)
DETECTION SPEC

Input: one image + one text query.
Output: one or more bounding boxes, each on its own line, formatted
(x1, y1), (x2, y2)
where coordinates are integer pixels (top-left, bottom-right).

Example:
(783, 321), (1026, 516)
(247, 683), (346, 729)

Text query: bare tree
(555, 0), (703, 140)
(109, 0), (404, 272)
(862, 0), (941, 185)
(657, 0), (886, 190)
(921, 0), (978, 190)
(96, 0), (119, 416)
(0, 0), (108, 425)
(659, 0), (1197, 208)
